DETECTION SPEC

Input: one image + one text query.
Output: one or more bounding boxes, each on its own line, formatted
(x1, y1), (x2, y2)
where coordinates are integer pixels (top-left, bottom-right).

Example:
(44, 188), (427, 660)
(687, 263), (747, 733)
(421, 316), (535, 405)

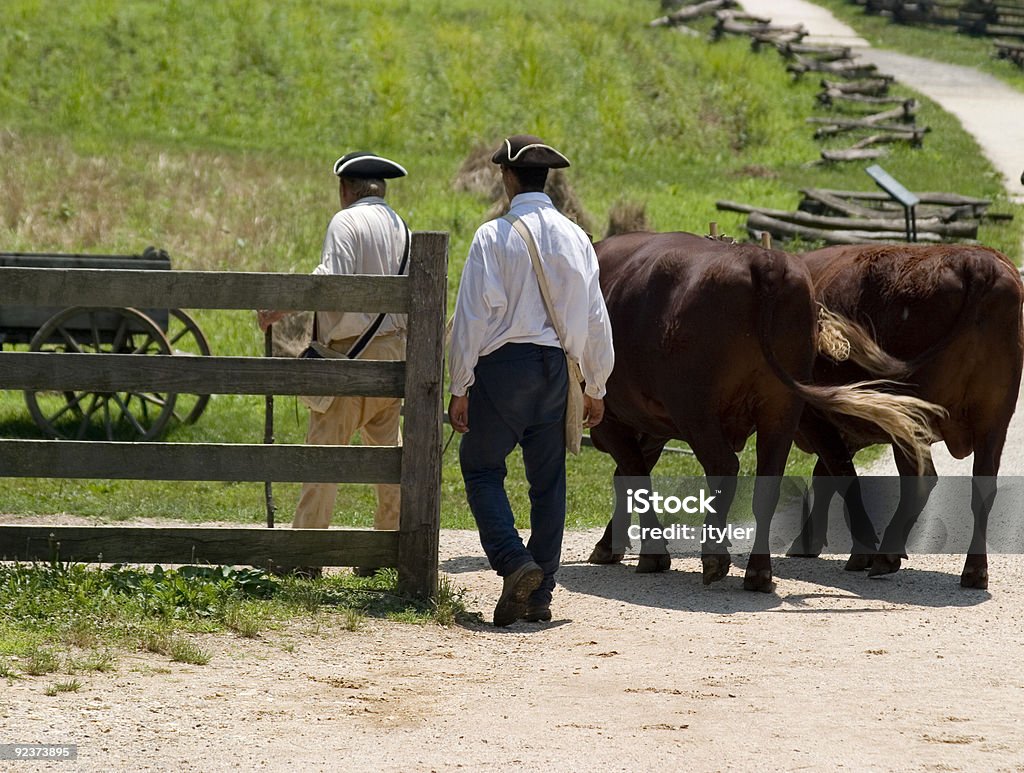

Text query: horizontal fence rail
(0, 267), (410, 312)
(0, 231), (449, 598)
(0, 440), (402, 483)
(0, 352), (406, 396)
(0, 525), (399, 569)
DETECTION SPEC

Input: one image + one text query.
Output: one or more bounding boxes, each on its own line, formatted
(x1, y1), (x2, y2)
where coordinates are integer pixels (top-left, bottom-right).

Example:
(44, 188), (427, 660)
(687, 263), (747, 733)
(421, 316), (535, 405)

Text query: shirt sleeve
(448, 228), (508, 396)
(312, 212), (357, 276)
(580, 241), (615, 399)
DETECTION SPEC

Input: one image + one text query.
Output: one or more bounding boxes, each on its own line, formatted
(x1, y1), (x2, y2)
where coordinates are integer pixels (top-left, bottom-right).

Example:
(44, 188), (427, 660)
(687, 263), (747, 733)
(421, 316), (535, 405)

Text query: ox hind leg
(588, 419), (669, 572)
(960, 426), (1008, 589)
(787, 459), (879, 567)
(786, 463), (879, 566)
(679, 428), (741, 586)
(786, 459), (835, 558)
(743, 423), (803, 593)
(788, 417), (880, 563)
(868, 446), (938, 578)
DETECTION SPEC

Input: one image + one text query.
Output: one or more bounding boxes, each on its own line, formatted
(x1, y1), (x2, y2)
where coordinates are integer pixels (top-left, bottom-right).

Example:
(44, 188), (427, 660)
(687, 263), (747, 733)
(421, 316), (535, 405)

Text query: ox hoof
(743, 554), (775, 593)
(636, 553), (671, 574)
(742, 570), (776, 593)
(588, 544), (624, 565)
(787, 548), (823, 559)
(701, 553), (731, 585)
(844, 553), (872, 572)
(960, 557), (989, 590)
(867, 554), (902, 577)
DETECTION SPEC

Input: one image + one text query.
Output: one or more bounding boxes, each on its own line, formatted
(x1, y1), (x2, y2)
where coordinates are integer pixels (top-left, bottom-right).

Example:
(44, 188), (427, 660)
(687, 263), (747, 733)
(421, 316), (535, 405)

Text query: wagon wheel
(166, 309), (212, 425)
(24, 306), (178, 441)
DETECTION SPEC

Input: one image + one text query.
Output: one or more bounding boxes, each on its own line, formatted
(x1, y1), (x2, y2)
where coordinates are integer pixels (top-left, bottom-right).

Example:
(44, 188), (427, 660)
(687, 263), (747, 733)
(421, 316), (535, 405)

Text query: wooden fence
(0, 232), (448, 599)
(856, 0), (1024, 42)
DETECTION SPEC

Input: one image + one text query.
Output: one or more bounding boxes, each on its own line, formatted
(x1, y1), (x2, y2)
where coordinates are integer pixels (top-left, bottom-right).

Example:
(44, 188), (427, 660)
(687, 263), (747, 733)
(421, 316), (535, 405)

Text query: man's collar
(509, 191), (553, 209)
(346, 196), (388, 209)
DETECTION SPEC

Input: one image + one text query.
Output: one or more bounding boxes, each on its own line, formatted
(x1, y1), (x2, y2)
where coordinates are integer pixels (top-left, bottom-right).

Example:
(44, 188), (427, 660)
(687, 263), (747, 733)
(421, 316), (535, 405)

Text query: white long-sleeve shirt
(448, 192), (615, 398)
(313, 196), (407, 342)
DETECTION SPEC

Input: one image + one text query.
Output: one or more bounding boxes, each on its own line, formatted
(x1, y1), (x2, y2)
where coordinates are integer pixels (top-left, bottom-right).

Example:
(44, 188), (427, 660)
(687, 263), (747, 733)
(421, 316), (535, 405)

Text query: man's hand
(448, 394), (469, 433)
(257, 309), (287, 332)
(583, 395), (604, 428)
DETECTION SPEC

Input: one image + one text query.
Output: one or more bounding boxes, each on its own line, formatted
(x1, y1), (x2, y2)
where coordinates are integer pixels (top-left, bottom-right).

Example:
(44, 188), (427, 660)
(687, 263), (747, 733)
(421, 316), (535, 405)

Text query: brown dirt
(2, 524), (1024, 772)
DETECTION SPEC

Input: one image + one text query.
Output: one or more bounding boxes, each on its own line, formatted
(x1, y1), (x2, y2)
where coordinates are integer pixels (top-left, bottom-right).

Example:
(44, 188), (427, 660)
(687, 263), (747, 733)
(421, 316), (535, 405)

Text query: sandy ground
(2, 527), (1024, 772)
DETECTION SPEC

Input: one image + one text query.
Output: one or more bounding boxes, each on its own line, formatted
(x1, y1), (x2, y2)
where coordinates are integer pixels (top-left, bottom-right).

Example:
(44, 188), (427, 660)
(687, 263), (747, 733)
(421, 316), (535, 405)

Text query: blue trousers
(460, 343), (568, 605)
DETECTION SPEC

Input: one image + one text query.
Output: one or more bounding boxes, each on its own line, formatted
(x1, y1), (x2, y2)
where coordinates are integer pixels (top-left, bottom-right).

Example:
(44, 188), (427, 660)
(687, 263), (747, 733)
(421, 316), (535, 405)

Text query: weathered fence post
(397, 231), (448, 599)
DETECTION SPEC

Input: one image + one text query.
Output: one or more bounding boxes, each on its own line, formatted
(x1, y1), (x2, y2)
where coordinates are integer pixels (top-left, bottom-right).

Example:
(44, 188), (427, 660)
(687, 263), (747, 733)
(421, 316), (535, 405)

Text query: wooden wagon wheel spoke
(102, 394), (114, 438)
(115, 390), (134, 417)
(57, 326), (85, 353)
(25, 306), (177, 440)
(74, 393), (107, 440)
(110, 315), (131, 353)
(167, 327), (190, 347)
(45, 391), (89, 424)
(111, 392), (148, 438)
(90, 312), (103, 352)
(136, 392), (169, 408)
(128, 332), (160, 355)
(137, 392), (152, 425)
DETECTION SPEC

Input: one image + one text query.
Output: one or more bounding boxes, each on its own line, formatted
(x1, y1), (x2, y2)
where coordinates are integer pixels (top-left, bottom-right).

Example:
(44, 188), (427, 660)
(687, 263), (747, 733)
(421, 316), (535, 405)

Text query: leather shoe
(522, 602), (551, 623)
(493, 561), (543, 627)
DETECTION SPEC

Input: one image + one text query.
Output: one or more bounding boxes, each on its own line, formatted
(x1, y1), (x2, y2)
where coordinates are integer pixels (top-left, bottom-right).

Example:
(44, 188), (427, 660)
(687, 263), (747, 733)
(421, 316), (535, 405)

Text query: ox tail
(752, 258), (945, 474)
(817, 306), (911, 379)
(791, 380), (945, 474)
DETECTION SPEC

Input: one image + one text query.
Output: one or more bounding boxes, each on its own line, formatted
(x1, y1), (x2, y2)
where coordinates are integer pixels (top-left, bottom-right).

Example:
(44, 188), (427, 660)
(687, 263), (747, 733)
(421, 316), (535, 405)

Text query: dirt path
(3, 528), (1024, 772)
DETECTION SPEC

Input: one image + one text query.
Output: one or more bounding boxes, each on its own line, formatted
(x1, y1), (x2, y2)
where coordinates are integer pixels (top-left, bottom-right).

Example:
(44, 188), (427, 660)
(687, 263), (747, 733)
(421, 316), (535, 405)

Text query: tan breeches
(292, 335), (403, 530)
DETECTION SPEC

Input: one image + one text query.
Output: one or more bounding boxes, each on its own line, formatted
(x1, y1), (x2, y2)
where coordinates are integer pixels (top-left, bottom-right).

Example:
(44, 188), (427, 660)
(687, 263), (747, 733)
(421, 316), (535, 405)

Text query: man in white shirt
(258, 152), (409, 576)
(448, 135), (615, 626)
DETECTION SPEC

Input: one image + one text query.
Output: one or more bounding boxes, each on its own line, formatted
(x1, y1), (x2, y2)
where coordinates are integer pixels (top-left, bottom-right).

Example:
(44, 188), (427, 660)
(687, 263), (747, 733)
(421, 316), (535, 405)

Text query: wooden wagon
(0, 247), (211, 440)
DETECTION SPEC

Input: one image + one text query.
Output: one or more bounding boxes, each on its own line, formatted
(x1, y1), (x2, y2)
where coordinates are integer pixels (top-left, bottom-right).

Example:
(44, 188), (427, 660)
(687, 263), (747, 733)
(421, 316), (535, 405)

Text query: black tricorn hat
(333, 151), (407, 179)
(491, 134), (570, 169)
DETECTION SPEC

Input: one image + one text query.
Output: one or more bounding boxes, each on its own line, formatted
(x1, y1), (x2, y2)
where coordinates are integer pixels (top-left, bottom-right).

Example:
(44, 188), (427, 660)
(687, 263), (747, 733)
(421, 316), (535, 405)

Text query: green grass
(44, 678), (82, 696)
(0, 1), (1019, 529)
(0, 561), (472, 677)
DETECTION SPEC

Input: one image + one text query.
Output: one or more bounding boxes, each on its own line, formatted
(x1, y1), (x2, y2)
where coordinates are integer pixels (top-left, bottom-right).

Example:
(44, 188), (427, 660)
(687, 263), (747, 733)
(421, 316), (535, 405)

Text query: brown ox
(787, 244), (1024, 588)
(586, 232), (942, 591)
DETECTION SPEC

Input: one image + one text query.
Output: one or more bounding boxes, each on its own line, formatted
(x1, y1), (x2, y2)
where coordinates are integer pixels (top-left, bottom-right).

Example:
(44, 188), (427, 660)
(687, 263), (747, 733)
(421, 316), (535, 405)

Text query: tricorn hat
(333, 151), (408, 179)
(491, 134), (570, 169)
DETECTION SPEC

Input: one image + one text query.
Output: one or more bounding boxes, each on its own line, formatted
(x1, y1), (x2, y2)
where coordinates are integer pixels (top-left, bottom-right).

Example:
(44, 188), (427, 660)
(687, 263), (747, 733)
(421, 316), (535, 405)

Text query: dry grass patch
(0, 131), (324, 273)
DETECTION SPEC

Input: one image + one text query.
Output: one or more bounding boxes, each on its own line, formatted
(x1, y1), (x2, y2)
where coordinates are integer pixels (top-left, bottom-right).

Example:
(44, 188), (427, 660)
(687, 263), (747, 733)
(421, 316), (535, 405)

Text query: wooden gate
(0, 232), (448, 599)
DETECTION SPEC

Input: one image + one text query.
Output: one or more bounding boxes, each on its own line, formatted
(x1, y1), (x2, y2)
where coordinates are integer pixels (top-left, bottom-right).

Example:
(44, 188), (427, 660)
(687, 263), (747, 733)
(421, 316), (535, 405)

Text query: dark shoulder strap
(345, 220), (411, 359)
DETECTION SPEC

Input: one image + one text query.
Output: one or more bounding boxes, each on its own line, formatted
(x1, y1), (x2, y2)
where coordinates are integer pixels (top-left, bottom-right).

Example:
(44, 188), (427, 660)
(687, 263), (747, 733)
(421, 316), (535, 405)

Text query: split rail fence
(0, 231), (448, 599)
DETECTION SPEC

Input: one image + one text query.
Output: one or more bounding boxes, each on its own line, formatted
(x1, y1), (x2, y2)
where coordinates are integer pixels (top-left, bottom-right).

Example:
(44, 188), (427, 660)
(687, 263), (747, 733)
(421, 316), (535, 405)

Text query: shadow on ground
(443, 551), (991, 616)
